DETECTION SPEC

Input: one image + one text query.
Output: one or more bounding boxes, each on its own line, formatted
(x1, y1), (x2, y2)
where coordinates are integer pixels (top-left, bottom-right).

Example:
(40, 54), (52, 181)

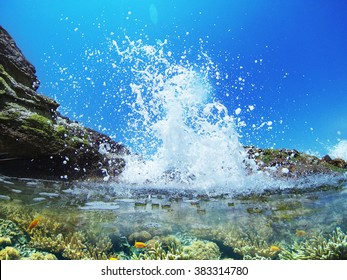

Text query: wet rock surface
(0, 26), (128, 180)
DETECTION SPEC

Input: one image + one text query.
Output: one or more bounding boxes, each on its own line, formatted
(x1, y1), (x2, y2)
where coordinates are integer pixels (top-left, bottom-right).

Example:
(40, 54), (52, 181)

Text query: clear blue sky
(1, 0), (347, 156)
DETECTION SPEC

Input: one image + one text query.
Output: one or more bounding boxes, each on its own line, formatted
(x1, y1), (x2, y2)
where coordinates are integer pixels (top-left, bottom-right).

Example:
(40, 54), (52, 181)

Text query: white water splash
(44, 32), (345, 194)
(112, 37), (251, 189)
(329, 140), (347, 161)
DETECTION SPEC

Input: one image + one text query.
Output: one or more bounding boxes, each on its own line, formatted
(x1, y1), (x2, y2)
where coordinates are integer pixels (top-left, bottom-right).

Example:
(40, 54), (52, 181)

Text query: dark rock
(322, 155), (332, 162)
(322, 155), (346, 168)
(0, 26), (39, 90)
(0, 26), (128, 180)
(330, 158), (347, 169)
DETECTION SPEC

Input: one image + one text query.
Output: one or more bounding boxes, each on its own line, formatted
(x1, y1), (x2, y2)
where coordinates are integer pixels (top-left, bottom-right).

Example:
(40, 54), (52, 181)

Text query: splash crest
(112, 37), (251, 189)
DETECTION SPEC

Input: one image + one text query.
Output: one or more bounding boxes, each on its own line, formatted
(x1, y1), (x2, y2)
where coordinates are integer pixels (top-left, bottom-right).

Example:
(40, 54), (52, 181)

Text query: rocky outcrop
(0, 26), (128, 180)
(0, 27), (39, 90)
(245, 146), (347, 178)
(321, 155), (347, 169)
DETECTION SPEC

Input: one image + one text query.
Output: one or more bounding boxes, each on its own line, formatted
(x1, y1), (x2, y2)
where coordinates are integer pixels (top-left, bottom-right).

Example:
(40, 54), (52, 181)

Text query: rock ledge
(0, 26), (128, 180)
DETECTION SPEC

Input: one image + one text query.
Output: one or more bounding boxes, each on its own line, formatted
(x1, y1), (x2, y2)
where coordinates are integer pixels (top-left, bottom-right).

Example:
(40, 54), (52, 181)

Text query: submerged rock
(0, 26), (128, 180)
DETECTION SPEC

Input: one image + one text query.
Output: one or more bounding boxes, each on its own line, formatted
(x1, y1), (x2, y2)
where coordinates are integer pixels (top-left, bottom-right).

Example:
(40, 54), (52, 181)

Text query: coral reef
(279, 227), (347, 260)
(183, 240), (221, 260)
(128, 231), (152, 243)
(130, 235), (221, 260)
(0, 198), (346, 260)
(28, 216), (114, 260)
(233, 239), (281, 260)
(0, 246), (21, 260)
(61, 232), (112, 260)
(27, 252), (57, 260)
(0, 218), (27, 246)
(221, 228), (281, 260)
(0, 236), (11, 246)
(0, 176), (346, 260)
(0, 201), (115, 260)
(149, 235), (182, 250)
(28, 225), (114, 260)
(131, 240), (190, 260)
(188, 219), (281, 260)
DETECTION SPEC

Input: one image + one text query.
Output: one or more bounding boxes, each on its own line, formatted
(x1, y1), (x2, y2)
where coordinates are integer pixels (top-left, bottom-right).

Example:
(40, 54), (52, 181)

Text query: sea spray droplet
(113, 38), (250, 188)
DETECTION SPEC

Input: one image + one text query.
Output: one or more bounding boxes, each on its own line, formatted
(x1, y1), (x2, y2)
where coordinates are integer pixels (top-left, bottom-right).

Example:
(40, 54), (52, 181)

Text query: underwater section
(1, 175), (347, 260)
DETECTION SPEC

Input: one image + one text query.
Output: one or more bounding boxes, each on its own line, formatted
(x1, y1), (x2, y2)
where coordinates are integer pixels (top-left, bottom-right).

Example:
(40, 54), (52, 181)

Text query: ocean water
(0, 174), (346, 260)
(1, 0), (347, 260)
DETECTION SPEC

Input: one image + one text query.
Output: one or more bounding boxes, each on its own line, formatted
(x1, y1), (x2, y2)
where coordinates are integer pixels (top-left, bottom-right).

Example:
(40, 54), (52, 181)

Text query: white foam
(329, 140), (347, 161)
(235, 108), (242, 115)
(97, 37), (346, 195)
(79, 201), (120, 210)
(112, 38), (252, 189)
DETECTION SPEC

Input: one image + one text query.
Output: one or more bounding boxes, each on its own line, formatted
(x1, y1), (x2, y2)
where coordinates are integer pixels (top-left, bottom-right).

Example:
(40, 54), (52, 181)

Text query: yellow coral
(131, 240), (190, 260)
(280, 227), (347, 260)
(30, 231), (65, 253)
(0, 236), (12, 247)
(62, 232), (112, 260)
(28, 252), (57, 260)
(183, 241), (221, 260)
(0, 246), (21, 260)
